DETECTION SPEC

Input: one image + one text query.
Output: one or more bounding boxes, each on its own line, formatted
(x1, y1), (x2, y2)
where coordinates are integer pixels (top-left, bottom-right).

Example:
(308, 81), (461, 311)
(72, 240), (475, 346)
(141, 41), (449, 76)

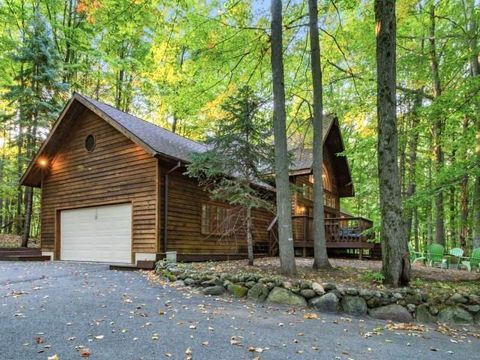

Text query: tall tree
(308, 0), (330, 269)
(468, 0), (480, 249)
(187, 86), (275, 266)
(428, 4), (445, 247)
(375, 0), (410, 286)
(5, 8), (66, 246)
(270, 0), (296, 275)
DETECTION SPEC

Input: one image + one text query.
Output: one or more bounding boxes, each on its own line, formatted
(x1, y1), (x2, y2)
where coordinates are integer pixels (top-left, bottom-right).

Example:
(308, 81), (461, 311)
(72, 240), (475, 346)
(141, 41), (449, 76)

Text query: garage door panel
(60, 203), (132, 263)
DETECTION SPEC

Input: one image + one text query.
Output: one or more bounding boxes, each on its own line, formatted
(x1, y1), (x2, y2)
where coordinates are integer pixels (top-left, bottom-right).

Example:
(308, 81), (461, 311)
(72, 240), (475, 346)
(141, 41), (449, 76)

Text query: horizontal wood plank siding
(161, 165), (273, 255)
(41, 110), (158, 256)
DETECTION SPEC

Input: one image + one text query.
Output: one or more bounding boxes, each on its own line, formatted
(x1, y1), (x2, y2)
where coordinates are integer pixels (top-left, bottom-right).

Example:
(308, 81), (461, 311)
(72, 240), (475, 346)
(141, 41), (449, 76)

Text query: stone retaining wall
(156, 261), (480, 326)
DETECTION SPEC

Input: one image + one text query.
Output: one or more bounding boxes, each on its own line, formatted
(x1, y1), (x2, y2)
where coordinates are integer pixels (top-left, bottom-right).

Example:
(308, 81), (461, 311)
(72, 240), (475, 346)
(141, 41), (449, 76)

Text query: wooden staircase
(0, 248), (50, 262)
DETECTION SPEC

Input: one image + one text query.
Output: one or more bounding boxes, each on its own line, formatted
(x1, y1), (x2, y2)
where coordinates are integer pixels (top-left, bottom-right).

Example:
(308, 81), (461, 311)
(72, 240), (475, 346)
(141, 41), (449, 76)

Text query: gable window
(85, 134), (96, 152)
(201, 203), (233, 235)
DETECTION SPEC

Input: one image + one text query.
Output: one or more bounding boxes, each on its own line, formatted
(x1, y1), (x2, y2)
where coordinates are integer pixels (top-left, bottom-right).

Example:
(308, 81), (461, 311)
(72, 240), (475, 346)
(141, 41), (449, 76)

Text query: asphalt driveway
(0, 261), (478, 360)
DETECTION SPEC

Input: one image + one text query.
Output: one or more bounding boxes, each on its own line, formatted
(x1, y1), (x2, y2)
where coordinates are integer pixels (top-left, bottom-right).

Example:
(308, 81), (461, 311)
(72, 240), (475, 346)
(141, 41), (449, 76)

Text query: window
(85, 134), (96, 152)
(301, 183), (313, 201)
(201, 203), (233, 235)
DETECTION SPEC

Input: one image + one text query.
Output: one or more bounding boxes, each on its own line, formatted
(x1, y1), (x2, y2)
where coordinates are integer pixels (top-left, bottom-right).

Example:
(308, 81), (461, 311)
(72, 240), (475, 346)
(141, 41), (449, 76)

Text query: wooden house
(21, 93), (373, 265)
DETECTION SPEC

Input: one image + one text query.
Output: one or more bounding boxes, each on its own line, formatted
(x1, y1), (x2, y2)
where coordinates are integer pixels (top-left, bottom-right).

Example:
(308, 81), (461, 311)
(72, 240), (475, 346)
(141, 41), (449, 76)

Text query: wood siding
(40, 109), (158, 257)
(160, 163), (273, 255)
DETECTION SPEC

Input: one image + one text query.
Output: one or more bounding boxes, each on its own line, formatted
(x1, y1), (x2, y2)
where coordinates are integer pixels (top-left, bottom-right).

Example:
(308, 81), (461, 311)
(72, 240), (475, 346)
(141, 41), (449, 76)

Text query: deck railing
(291, 214), (374, 248)
(267, 213), (374, 256)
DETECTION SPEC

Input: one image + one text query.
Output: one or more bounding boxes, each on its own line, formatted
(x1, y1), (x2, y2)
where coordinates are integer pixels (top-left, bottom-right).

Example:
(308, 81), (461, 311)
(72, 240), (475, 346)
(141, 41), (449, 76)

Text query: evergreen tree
(4, 7), (67, 246)
(187, 86), (274, 265)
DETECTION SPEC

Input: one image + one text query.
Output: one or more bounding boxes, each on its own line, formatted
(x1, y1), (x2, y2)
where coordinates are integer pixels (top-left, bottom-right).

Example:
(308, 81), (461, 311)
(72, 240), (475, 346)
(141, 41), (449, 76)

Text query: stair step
(0, 255), (50, 262)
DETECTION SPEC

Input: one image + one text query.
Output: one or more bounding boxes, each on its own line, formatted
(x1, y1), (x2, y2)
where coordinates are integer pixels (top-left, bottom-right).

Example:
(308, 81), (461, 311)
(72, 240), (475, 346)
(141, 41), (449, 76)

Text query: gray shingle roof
(289, 115), (334, 171)
(77, 94), (208, 162)
(79, 94), (334, 173)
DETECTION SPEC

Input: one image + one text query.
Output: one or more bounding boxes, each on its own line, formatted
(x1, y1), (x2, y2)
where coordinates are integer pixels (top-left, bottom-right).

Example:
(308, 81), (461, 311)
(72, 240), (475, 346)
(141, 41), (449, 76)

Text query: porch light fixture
(38, 158), (48, 167)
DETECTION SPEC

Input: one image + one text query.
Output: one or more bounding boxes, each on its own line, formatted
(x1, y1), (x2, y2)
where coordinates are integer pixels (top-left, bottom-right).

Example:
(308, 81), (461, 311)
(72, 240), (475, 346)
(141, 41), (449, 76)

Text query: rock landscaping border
(156, 261), (480, 326)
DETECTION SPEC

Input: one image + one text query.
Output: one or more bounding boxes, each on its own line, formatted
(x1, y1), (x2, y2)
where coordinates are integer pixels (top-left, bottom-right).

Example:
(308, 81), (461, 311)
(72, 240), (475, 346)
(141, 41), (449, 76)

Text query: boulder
(345, 288), (359, 296)
(369, 304), (413, 322)
(172, 280), (185, 287)
(227, 284), (248, 298)
(245, 281), (256, 288)
(469, 294), (480, 305)
(415, 304), (437, 323)
(312, 282), (325, 295)
(201, 278), (223, 287)
(449, 293), (468, 304)
(309, 293), (339, 313)
(183, 278), (196, 286)
(202, 286), (225, 296)
(300, 289), (317, 300)
(341, 296), (367, 315)
(247, 283), (270, 302)
(266, 287), (307, 307)
(404, 294), (423, 305)
(323, 283), (337, 292)
(359, 289), (375, 300)
(438, 306), (473, 324)
(406, 304), (416, 313)
(467, 305), (480, 314)
(475, 312), (480, 325)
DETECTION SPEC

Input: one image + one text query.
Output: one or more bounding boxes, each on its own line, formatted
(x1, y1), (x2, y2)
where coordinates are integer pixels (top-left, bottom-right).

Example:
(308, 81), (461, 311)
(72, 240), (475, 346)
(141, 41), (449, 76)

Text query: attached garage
(60, 203), (132, 263)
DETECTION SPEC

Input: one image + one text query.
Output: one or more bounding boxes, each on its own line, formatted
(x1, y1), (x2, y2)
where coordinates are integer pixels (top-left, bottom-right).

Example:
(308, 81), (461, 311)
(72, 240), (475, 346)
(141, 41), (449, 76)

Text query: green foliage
(362, 270), (385, 285)
(0, 0), (477, 253)
(187, 86), (274, 212)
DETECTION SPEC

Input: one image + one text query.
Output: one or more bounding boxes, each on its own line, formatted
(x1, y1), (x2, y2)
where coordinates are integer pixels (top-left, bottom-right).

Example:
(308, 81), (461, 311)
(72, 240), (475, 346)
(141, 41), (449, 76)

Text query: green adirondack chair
(448, 248), (464, 269)
(461, 248), (480, 272)
(426, 244), (444, 267)
(409, 244), (426, 265)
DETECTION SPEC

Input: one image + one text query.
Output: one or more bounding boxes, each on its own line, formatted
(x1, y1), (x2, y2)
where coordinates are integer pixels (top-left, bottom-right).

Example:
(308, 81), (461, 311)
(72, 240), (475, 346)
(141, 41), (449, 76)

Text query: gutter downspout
(163, 161), (181, 254)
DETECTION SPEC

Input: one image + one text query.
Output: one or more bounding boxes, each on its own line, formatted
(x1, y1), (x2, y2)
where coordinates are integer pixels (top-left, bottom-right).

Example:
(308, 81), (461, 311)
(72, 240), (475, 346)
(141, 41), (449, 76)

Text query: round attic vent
(85, 134), (96, 152)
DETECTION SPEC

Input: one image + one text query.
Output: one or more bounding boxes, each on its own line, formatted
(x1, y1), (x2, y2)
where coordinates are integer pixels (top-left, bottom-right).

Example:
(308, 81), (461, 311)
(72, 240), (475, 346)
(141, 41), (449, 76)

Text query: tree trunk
(375, 0), (410, 287)
(427, 158), (434, 245)
(468, 0), (480, 249)
(246, 207), (254, 266)
(459, 171), (468, 250)
(413, 207), (419, 252)
(448, 169), (456, 248)
(308, 0), (330, 269)
(428, 4), (445, 247)
(270, 0), (296, 276)
(404, 94), (421, 243)
(21, 187), (33, 247)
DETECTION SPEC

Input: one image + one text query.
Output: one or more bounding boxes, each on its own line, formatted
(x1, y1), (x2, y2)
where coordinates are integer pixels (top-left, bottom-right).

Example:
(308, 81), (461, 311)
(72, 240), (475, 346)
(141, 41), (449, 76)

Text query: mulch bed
(0, 234), (39, 248)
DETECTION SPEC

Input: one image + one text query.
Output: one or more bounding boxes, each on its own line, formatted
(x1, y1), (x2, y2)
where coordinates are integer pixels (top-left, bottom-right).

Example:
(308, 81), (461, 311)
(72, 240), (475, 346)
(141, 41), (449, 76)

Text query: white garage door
(60, 203), (132, 263)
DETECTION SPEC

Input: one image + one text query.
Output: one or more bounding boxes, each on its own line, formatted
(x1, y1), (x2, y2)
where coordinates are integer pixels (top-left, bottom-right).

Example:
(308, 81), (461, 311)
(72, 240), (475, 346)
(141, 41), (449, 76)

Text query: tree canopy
(0, 0), (479, 255)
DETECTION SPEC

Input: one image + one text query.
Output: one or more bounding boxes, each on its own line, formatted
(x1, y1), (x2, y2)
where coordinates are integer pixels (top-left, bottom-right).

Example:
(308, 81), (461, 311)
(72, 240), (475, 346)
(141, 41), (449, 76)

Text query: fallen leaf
(78, 347), (91, 358)
(303, 313), (319, 320)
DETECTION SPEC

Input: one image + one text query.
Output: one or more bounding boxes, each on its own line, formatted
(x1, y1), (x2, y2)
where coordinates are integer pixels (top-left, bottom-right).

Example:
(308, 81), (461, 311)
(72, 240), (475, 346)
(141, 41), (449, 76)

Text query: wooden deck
(268, 214), (375, 259)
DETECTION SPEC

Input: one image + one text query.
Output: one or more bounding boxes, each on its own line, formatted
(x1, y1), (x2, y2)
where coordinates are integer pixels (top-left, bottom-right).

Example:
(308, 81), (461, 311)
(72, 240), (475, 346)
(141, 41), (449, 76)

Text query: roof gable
(21, 94), (352, 196)
(289, 116), (354, 197)
(21, 93), (208, 187)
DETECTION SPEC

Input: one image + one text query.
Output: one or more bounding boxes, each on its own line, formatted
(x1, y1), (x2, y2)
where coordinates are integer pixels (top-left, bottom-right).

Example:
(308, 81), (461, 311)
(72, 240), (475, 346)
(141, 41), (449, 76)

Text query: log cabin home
(20, 93), (374, 265)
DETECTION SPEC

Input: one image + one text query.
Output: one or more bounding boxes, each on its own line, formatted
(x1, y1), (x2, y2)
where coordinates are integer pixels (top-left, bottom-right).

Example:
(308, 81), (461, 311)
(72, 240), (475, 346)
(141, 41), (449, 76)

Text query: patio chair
(426, 244), (444, 267)
(448, 248), (464, 269)
(461, 248), (480, 272)
(408, 244), (426, 265)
